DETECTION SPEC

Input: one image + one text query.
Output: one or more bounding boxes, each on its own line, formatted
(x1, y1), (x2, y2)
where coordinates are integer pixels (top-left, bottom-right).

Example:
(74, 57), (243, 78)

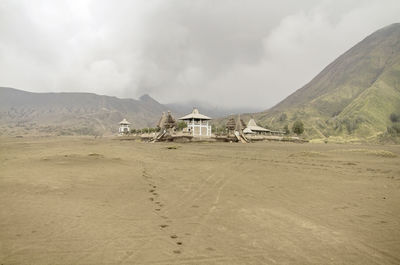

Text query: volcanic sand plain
(0, 137), (400, 264)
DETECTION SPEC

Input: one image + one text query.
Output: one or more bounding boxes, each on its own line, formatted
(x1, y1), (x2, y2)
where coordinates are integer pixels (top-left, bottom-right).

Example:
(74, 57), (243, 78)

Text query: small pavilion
(179, 108), (212, 137)
(119, 118), (131, 134)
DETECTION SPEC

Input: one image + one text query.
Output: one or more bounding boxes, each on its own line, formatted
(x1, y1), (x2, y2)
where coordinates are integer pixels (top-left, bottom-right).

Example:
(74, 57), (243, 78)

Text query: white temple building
(118, 118), (131, 135)
(179, 108), (212, 137)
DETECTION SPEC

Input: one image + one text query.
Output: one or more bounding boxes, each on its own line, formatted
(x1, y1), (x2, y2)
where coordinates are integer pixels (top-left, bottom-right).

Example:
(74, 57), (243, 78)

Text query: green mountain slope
(254, 23), (400, 141)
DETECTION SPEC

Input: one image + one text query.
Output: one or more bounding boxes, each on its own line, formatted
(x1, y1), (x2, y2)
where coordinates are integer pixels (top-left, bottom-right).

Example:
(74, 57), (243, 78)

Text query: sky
(0, 0), (399, 109)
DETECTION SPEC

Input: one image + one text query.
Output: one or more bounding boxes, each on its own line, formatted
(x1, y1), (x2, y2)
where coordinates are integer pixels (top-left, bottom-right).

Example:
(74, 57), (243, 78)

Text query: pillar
(199, 119), (202, 136)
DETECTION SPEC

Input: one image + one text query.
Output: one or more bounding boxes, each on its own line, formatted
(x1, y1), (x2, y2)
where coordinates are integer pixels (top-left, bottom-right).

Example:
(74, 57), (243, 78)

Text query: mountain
(250, 23), (400, 141)
(0, 87), (173, 136)
(0, 87), (250, 136)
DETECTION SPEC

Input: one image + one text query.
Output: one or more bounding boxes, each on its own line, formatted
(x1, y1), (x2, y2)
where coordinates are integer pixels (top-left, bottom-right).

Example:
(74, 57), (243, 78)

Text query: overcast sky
(0, 0), (399, 109)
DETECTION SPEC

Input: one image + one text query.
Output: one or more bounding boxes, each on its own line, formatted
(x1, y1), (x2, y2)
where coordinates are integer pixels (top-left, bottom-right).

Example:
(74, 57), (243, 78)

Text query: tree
(390, 113), (399, 123)
(176, 121), (187, 131)
(292, 120), (304, 135)
(387, 123), (400, 135)
(283, 124), (290, 134)
(212, 125), (225, 134)
(279, 113), (287, 122)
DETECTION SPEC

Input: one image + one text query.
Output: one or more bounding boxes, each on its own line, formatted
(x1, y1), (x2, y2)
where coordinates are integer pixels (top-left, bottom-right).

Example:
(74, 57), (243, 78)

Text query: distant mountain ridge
(248, 23), (400, 141)
(0, 87), (167, 135)
(0, 87), (254, 136)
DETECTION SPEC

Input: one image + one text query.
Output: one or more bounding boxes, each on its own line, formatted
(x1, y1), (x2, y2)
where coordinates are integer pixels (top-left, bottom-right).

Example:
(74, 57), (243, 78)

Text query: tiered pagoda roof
(179, 108), (211, 120)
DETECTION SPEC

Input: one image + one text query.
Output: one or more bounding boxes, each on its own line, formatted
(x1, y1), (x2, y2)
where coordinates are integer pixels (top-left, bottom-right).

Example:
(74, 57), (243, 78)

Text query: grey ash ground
(0, 137), (399, 264)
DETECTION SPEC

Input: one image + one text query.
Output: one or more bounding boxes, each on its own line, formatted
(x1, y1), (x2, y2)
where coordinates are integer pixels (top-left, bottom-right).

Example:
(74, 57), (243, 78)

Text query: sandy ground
(0, 137), (399, 265)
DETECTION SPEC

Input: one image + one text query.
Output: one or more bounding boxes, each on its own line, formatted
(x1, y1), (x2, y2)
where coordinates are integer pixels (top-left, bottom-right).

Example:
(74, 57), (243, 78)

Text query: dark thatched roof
(158, 111), (176, 129)
(226, 115), (246, 131)
(226, 118), (236, 130)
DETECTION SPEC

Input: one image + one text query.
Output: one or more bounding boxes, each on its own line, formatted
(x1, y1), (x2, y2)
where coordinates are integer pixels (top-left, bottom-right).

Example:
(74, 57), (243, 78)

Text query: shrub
(151, 128), (159, 133)
(176, 121), (188, 131)
(342, 118), (357, 133)
(278, 113), (287, 122)
(387, 123), (400, 135)
(283, 124), (290, 134)
(212, 125), (226, 134)
(292, 120), (304, 135)
(340, 117), (364, 134)
(390, 113), (399, 123)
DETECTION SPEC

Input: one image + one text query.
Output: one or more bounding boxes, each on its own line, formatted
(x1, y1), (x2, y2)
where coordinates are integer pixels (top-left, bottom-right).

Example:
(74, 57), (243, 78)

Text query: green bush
(342, 119), (357, 133)
(390, 113), (399, 123)
(340, 117), (364, 134)
(387, 123), (400, 135)
(212, 125), (226, 134)
(283, 124), (290, 134)
(278, 113), (287, 122)
(176, 121), (188, 131)
(292, 120), (304, 135)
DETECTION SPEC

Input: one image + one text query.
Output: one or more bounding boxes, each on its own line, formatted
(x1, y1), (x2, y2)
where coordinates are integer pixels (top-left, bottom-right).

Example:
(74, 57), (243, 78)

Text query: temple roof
(179, 108), (211, 120)
(119, 118), (130, 125)
(243, 128), (256, 134)
(246, 119), (270, 132)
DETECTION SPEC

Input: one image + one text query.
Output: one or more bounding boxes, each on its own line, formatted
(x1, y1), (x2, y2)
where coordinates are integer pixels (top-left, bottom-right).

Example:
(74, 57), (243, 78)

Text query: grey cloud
(0, 0), (399, 108)
(137, 0), (320, 98)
